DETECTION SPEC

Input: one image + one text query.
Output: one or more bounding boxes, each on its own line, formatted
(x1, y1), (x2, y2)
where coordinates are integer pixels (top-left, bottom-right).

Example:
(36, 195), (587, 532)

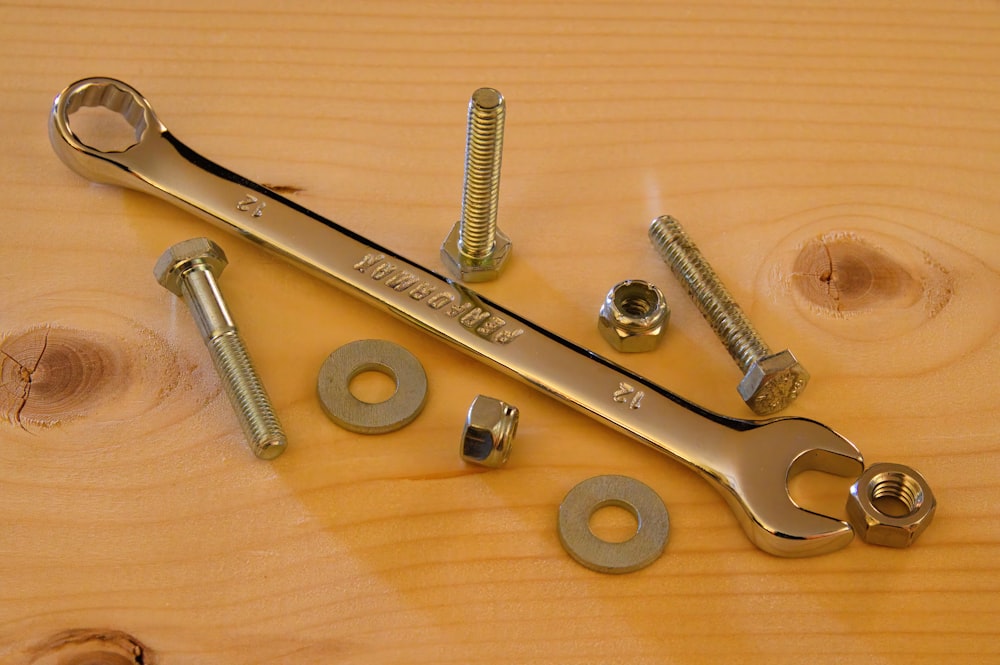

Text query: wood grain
(1, 1), (998, 663)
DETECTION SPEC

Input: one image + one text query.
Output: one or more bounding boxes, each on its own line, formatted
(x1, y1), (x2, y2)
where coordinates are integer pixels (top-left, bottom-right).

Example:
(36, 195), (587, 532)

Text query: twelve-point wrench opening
(58, 79), (149, 153)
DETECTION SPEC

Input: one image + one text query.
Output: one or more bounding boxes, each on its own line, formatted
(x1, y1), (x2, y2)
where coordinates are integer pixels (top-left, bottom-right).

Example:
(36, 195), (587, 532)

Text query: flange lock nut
(597, 280), (669, 353)
(459, 395), (519, 468)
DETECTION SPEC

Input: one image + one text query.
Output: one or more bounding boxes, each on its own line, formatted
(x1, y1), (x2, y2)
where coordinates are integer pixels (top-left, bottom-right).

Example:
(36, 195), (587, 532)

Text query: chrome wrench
(49, 78), (863, 557)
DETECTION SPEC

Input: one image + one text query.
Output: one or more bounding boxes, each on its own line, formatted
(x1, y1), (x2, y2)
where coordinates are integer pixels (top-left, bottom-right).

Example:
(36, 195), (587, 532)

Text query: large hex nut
(153, 237), (228, 295)
(459, 395), (519, 468)
(597, 280), (669, 353)
(846, 462), (936, 548)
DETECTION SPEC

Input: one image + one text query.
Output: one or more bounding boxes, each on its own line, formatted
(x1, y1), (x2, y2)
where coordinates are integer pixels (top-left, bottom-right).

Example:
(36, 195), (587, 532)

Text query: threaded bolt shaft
(205, 329), (286, 459)
(458, 87), (505, 259)
(154, 238), (287, 459)
(648, 215), (770, 371)
(648, 215), (808, 415)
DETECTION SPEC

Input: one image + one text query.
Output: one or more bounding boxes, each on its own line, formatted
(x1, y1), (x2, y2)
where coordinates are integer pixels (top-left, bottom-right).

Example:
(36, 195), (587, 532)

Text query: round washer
(557, 475), (669, 574)
(317, 339), (428, 434)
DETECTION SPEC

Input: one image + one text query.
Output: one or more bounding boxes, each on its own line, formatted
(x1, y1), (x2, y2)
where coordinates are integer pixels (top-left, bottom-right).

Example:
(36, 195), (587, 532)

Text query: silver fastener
(847, 462), (936, 548)
(597, 279), (670, 353)
(459, 394), (519, 467)
(440, 87), (512, 282)
(648, 215), (809, 415)
(317, 339), (428, 434)
(154, 237), (286, 460)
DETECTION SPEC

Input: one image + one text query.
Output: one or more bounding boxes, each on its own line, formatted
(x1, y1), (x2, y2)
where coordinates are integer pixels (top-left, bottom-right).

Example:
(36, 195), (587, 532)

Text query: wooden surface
(1, 2), (998, 663)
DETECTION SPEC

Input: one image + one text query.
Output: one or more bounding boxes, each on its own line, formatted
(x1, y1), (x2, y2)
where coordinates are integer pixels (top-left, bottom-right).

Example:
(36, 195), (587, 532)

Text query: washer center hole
(589, 502), (639, 543)
(349, 365), (398, 404)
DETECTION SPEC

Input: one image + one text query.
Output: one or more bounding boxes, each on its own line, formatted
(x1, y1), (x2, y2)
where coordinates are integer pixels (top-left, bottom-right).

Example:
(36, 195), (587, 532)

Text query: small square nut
(460, 395), (519, 468)
(597, 280), (669, 353)
(846, 463), (936, 548)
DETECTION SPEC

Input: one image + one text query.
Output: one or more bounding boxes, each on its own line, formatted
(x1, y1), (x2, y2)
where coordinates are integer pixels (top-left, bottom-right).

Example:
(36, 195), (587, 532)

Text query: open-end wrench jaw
(723, 418), (864, 557)
(49, 77), (866, 557)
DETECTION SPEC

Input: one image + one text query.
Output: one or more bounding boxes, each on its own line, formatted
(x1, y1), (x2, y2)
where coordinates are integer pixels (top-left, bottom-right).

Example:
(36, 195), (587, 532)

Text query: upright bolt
(440, 87), (512, 282)
(648, 215), (809, 416)
(154, 237), (287, 459)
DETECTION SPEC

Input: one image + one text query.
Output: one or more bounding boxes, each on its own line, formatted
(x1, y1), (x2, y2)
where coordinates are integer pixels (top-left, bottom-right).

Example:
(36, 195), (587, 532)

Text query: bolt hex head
(440, 221), (512, 283)
(154, 237), (228, 295)
(737, 349), (809, 416)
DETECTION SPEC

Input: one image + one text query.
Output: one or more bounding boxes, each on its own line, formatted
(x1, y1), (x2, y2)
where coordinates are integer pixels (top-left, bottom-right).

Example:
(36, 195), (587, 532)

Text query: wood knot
(27, 628), (153, 665)
(790, 231), (952, 318)
(0, 326), (126, 429)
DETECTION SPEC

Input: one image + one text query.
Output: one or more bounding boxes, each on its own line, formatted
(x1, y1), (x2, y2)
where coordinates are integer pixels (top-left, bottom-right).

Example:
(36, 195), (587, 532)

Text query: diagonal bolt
(154, 237), (287, 459)
(648, 215), (809, 416)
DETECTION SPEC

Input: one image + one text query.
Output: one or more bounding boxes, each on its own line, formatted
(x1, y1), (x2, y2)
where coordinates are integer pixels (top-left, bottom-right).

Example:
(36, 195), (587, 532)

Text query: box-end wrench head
(49, 78), (864, 557)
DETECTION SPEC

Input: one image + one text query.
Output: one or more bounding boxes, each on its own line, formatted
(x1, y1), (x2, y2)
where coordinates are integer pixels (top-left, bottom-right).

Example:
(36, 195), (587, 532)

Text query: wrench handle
(158, 131), (751, 470)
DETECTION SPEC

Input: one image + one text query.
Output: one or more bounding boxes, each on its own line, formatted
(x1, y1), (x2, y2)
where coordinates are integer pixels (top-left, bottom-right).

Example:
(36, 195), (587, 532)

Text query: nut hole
(613, 283), (658, 319)
(589, 500), (640, 543)
(868, 471), (923, 517)
(617, 294), (653, 317)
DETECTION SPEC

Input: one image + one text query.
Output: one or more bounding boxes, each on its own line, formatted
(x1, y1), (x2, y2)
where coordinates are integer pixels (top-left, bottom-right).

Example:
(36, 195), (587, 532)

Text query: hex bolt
(440, 87), (512, 282)
(154, 237), (287, 460)
(647, 215), (809, 416)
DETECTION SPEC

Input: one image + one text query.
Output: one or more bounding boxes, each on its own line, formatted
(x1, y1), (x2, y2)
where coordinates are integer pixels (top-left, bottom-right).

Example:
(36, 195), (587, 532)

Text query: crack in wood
(0, 326), (49, 430)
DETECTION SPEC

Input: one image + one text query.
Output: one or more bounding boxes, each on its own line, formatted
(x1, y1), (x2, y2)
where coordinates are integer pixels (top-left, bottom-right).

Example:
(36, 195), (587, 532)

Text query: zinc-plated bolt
(440, 87), (512, 282)
(648, 215), (809, 416)
(154, 237), (287, 460)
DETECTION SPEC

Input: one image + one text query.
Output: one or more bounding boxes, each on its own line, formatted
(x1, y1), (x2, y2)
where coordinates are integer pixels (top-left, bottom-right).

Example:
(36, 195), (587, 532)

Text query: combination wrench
(49, 78), (863, 557)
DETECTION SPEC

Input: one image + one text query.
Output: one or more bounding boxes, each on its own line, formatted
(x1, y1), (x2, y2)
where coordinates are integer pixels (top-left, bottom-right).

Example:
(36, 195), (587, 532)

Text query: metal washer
(558, 475), (669, 574)
(317, 339), (428, 434)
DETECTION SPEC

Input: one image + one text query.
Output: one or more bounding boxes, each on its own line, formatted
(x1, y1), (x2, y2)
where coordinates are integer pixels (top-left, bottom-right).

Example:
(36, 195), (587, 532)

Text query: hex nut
(153, 237), (228, 295)
(846, 462), (937, 548)
(737, 349), (810, 416)
(459, 395), (519, 467)
(597, 280), (669, 353)
(440, 221), (512, 283)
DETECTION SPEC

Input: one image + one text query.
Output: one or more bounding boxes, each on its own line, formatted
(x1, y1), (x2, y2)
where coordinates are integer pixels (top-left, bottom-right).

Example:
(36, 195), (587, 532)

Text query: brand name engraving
(353, 253), (524, 345)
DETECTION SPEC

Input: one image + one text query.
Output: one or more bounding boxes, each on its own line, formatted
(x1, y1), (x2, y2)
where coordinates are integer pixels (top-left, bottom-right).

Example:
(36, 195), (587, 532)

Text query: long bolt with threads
(648, 215), (809, 415)
(154, 237), (287, 459)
